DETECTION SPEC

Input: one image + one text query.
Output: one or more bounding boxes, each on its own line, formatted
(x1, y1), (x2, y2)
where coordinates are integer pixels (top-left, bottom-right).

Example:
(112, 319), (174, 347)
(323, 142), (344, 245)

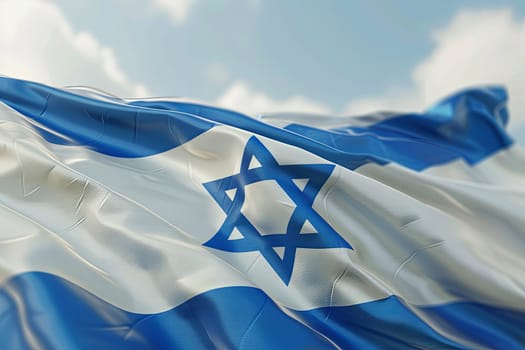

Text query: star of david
(202, 137), (352, 285)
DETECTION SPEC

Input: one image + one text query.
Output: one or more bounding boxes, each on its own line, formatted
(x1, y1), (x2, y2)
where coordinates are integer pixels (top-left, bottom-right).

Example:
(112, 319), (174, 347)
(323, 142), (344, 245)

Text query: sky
(1, 0), (525, 141)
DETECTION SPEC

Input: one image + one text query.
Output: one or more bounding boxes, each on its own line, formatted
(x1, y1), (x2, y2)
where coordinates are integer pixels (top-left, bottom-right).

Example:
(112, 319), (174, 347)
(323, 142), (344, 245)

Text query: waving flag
(0, 76), (524, 349)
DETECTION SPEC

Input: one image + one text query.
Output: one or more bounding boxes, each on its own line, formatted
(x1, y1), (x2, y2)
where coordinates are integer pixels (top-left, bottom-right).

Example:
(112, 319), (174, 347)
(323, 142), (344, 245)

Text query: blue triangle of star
(203, 137), (352, 285)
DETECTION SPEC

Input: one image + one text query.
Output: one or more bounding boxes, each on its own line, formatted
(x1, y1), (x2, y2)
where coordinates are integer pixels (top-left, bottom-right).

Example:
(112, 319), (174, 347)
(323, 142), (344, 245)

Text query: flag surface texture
(0, 77), (524, 349)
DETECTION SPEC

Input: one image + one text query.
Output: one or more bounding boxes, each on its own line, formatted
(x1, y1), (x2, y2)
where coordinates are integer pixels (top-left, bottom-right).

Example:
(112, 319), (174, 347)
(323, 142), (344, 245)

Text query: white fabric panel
(1, 101), (525, 315)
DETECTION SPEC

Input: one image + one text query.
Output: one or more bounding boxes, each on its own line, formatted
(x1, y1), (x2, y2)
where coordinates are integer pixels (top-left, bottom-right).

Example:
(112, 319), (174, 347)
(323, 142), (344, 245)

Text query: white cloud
(151, 0), (196, 24)
(216, 81), (331, 116)
(0, 0), (149, 97)
(344, 9), (525, 129)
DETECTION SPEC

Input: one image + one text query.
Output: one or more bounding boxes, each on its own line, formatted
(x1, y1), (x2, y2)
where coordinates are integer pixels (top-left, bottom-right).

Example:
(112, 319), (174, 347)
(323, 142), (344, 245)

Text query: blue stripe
(129, 87), (513, 170)
(2, 272), (524, 349)
(0, 272), (334, 350)
(0, 78), (215, 157)
(298, 297), (525, 349)
(0, 78), (514, 170)
(285, 87), (513, 170)
(128, 99), (387, 169)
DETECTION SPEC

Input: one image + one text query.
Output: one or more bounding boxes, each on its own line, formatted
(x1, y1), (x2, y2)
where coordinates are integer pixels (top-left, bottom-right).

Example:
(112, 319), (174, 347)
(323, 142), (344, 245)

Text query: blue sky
(1, 0), (525, 139)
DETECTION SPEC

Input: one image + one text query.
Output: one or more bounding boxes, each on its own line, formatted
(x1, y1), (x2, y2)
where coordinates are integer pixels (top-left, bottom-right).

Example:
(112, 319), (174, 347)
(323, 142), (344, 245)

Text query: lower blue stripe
(2, 272), (524, 349)
(0, 272), (333, 349)
(297, 297), (525, 349)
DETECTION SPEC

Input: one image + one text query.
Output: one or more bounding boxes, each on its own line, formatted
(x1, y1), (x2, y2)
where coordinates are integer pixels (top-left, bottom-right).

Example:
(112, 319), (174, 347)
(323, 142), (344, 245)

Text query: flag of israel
(0, 76), (524, 349)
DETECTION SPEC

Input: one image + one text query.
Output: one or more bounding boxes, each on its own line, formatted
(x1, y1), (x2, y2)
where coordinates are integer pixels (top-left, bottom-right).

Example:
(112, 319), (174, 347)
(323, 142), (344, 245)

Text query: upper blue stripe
(0, 78), (215, 157)
(3, 272), (525, 349)
(285, 87), (513, 170)
(128, 86), (514, 170)
(0, 77), (514, 170)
